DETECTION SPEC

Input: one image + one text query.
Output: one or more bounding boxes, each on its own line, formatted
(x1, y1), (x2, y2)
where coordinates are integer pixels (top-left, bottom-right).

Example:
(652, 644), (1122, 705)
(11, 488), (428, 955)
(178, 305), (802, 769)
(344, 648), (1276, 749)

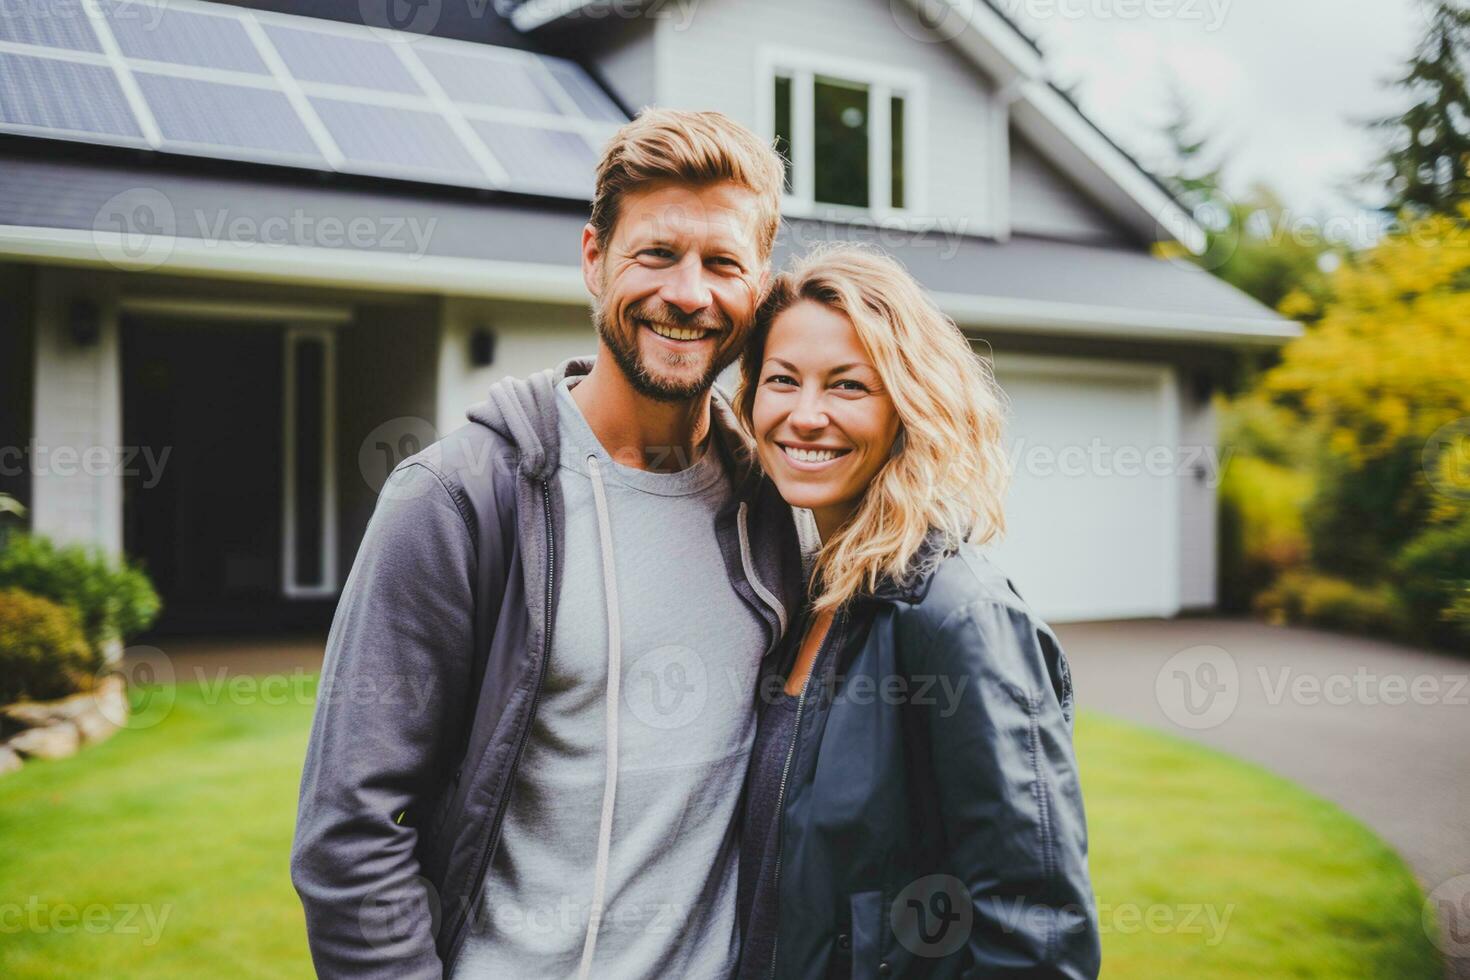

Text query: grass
(0, 681), (1445, 978)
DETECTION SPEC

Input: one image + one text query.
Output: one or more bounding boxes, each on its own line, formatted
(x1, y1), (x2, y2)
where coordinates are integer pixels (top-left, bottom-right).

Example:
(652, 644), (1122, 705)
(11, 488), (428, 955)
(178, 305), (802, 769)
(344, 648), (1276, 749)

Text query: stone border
(0, 676), (130, 775)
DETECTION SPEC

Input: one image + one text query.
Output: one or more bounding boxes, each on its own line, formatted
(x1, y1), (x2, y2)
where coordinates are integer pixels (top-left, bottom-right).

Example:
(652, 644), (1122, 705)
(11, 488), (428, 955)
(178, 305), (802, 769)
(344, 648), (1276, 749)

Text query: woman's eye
(833, 379), (868, 393)
(763, 374), (797, 386)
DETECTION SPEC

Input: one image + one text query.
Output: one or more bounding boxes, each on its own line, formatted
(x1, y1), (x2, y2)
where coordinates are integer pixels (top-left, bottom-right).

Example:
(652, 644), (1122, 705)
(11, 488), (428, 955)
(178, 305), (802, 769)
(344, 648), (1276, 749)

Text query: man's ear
(581, 223), (603, 298)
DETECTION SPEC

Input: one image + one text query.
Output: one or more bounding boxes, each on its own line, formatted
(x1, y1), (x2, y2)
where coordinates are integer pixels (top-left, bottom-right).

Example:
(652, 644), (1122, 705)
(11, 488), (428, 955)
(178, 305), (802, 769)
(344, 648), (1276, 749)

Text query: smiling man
(290, 109), (805, 980)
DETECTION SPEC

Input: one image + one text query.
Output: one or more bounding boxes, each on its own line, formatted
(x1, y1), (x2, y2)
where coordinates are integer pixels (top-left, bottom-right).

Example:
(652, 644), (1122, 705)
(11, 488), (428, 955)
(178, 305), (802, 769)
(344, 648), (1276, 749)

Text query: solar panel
(136, 73), (321, 159)
(262, 23), (422, 95)
(472, 120), (597, 195)
(0, 0), (626, 199)
(416, 46), (565, 115)
(0, 52), (143, 140)
(310, 98), (486, 183)
(543, 59), (624, 122)
(0, 0), (101, 52)
(104, 2), (268, 75)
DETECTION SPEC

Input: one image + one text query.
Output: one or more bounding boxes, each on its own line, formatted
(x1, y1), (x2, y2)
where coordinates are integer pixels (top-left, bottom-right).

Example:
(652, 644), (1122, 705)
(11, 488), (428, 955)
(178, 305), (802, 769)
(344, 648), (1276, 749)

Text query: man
(290, 109), (803, 978)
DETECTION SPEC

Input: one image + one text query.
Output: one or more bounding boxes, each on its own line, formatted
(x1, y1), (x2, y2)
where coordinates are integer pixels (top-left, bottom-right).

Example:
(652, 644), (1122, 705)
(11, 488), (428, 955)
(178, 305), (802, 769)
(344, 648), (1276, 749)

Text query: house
(0, 0), (1297, 631)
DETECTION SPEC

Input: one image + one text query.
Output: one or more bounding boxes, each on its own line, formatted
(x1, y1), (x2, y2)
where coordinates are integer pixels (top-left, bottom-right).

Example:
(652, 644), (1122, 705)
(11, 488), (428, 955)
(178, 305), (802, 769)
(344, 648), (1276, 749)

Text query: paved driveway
(1055, 617), (1470, 978)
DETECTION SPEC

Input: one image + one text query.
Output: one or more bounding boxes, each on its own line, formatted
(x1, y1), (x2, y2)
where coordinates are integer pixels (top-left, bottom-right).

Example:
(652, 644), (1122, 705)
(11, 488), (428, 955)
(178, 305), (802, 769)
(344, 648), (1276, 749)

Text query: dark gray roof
(0, 149), (1292, 342)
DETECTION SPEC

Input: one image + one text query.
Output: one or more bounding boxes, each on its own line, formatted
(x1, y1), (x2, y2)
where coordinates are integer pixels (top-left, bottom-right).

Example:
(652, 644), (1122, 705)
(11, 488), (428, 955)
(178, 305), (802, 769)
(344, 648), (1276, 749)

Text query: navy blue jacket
(757, 539), (1101, 979)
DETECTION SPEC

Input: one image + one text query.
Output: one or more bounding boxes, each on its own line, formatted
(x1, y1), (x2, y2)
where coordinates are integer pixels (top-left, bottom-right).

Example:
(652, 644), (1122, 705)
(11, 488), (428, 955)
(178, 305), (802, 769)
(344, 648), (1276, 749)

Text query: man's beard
(594, 298), (739, 404)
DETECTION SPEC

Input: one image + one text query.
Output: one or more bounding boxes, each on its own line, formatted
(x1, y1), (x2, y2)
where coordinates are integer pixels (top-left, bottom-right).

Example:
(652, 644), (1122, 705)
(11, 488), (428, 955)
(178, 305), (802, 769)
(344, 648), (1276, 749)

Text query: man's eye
(710, 256), (741, 268)
(641, 248), (675, 260)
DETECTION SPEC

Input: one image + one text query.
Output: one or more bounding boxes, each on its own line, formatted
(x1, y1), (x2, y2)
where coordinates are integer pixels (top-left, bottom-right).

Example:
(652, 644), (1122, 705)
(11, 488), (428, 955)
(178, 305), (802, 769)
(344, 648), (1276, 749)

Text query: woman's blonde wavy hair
(735, 244), (1011, 614)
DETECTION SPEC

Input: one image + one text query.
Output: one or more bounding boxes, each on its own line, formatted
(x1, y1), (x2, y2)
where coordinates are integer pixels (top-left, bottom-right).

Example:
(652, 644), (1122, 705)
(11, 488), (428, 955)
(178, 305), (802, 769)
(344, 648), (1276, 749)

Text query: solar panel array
(0, 0), (625, 198)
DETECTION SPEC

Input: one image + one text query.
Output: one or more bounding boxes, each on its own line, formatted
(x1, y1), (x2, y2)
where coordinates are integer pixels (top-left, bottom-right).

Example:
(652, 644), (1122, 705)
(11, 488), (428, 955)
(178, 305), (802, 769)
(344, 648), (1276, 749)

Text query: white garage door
(986, 356), (1180, 622)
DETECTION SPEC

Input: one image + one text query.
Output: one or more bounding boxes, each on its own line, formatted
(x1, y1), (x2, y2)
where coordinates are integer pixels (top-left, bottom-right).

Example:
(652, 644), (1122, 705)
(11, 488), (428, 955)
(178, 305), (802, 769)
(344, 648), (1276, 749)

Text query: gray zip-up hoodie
(290, 356), (805, 979)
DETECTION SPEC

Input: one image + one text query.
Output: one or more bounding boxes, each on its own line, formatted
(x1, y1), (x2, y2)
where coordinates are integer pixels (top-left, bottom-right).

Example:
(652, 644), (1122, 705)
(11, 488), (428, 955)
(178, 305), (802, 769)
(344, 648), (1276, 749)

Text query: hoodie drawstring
(577, 454), (622, 979)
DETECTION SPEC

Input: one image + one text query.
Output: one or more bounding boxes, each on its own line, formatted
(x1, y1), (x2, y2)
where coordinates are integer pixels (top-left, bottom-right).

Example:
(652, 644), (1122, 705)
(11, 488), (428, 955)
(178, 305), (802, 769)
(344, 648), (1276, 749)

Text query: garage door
(985, 356), (1179, 622)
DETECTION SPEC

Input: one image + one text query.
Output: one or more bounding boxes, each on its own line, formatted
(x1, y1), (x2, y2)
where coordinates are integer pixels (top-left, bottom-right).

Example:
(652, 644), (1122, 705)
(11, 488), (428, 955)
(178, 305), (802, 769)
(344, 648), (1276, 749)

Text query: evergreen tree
(1371, 0), (1470, 215)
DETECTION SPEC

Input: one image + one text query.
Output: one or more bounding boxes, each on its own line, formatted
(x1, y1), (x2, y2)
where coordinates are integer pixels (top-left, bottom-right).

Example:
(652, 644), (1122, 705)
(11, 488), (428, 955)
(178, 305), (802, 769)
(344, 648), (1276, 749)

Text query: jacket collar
(864, 528), (958, 605)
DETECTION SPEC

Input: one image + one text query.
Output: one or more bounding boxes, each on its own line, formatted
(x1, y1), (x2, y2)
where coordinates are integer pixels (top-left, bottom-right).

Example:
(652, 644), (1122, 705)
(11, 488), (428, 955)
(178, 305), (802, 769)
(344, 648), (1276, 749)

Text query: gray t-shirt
(450, 378), (769, 979)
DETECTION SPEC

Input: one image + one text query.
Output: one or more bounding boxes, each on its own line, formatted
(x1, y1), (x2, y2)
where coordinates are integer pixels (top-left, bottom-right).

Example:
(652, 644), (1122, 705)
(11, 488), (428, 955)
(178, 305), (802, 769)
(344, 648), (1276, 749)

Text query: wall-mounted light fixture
(470, 326), (496, 368)
(68, 300), (100, 347)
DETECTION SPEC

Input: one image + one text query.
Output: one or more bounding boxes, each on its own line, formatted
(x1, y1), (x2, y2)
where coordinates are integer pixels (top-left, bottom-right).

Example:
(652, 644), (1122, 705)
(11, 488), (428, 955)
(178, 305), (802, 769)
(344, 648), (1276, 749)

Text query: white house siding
(634, 0), (1003, 236)
(29, 267), (125, 556)
(435, 297), (596, 436)
(584, 16), (659, 113)
(1009, 132), (1129, 244)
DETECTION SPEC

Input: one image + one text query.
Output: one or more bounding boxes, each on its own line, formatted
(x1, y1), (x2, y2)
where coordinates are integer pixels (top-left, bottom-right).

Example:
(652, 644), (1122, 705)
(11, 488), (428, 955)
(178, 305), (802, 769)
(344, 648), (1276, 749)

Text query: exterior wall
(1178, 380), (1219, 610)
(436, 297), (596, 436)
(29, 267), (124, 555)
(1009, 131), (1130, 244)
(576, 15), (658, 113)
(645, 0), (1003, 235)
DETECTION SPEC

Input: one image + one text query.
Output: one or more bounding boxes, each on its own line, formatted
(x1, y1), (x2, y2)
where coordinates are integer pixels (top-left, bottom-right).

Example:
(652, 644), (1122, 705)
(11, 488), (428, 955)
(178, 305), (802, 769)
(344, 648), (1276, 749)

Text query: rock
(0, 746), (21, 776)
(93, 675), (130, 728)
(74, 707), (119, 745)
(8, 721), (81, 761)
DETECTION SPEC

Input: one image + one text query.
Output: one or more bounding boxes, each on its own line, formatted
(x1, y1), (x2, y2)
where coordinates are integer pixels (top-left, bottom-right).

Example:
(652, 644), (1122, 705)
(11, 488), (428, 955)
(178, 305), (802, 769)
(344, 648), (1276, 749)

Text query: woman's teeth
(783, 446), (844, 463)
(647, 321), (708, 342)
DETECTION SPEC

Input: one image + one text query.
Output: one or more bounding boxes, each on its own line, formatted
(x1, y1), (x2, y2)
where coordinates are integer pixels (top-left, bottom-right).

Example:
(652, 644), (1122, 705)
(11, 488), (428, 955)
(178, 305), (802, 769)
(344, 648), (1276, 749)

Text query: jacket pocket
(848, 890), (887, 979)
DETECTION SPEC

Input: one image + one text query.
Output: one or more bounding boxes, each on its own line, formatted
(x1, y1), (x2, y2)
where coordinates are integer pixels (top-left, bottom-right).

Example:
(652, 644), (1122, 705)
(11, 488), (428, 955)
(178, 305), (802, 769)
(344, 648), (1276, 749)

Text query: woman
(733, 245), (1101, 979)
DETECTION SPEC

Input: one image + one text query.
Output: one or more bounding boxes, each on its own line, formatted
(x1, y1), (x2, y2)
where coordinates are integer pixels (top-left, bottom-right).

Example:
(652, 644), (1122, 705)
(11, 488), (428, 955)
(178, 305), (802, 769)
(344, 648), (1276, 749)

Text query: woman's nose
(789, 389), (829, 431)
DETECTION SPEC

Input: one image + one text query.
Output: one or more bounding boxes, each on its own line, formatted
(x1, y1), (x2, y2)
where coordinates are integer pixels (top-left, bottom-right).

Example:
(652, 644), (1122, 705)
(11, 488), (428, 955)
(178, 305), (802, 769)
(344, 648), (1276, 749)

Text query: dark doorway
(121, 317), (334, 633)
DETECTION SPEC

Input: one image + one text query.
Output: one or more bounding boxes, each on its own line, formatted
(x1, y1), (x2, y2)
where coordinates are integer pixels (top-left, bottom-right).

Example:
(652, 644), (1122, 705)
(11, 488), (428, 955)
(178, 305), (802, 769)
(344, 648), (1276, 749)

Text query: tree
(1370, 0), (1470, 216)
(1150, 84), (1334, 315)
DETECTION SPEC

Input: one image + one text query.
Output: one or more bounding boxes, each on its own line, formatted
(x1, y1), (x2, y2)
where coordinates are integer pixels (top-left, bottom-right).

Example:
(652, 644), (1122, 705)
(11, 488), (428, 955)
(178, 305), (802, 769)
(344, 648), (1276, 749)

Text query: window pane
(292, 337), (325, 589)
(814, 77), (868, 208)
(774, 74), (793, 193)
(891, 94), (906, 210)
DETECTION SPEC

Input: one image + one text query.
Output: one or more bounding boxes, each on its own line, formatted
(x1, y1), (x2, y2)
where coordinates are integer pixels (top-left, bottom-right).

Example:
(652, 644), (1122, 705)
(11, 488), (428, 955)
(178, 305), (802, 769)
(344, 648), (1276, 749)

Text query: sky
(1000, 0), (1426, 241)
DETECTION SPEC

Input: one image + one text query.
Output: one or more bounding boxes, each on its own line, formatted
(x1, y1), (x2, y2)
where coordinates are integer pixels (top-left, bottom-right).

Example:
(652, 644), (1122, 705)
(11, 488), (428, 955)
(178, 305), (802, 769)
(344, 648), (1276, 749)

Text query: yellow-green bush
(0, 587), (95, 705)
(1252, 571), (1411, 637)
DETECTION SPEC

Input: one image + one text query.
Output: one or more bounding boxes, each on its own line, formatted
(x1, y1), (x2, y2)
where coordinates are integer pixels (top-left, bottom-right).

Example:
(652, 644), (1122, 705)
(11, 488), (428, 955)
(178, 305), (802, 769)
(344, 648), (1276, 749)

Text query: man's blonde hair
(735, 244), (1012, 614)
(589, 108), (786, 261)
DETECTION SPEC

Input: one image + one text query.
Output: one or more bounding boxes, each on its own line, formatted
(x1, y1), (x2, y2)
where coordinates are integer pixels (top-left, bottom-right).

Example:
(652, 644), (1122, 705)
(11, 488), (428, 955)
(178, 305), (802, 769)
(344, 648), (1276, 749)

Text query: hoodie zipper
(444, 478), (555, 971)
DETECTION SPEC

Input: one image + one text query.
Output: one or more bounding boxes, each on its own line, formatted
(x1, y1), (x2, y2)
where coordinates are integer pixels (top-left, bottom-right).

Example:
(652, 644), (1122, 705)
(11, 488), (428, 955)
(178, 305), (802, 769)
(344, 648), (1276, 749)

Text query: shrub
(1253, 571), (1411, 638)
(1218, 455), (1313, 611)
(0, 534), (160, 658)
(0, 587), (95, 704)
(1394, 516), (1470, 642)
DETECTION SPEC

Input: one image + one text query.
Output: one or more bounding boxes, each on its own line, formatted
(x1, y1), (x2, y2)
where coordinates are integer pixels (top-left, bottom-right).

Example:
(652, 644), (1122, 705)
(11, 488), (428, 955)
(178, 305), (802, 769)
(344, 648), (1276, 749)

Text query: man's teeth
(647, 321), (708, 342)
(784, 446), (842, 463)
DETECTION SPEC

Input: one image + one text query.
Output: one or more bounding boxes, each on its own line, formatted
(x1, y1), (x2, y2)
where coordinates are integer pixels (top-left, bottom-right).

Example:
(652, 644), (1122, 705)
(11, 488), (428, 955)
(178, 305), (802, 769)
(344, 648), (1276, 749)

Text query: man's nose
(659, 254), (713, 316)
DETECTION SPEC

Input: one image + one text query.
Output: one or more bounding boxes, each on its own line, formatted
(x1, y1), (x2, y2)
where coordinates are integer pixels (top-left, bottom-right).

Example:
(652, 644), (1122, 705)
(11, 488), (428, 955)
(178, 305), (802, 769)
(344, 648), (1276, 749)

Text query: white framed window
(758, 48), (926, 220)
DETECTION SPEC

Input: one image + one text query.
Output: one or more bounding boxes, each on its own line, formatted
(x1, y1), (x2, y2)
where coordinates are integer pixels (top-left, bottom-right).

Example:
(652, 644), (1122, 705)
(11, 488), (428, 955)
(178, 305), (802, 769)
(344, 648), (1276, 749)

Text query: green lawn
(0, 681), (1444, 978)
